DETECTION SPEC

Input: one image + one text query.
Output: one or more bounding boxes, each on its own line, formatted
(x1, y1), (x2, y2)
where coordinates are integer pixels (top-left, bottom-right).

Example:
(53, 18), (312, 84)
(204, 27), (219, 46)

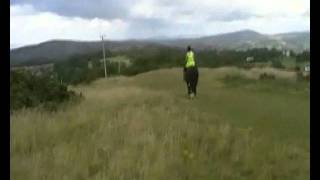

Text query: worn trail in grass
(11, 67), (309, 180)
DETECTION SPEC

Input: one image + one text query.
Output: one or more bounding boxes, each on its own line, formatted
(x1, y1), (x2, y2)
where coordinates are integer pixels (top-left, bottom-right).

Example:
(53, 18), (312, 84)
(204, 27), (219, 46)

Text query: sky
(10, 0), (310, 49)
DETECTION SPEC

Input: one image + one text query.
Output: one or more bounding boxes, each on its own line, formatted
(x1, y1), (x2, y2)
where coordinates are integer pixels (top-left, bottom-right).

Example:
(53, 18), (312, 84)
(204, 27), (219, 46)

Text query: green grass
(280, 57), (309, 71)
(280, 57), (296, 69)
(11, 67), (309, 180)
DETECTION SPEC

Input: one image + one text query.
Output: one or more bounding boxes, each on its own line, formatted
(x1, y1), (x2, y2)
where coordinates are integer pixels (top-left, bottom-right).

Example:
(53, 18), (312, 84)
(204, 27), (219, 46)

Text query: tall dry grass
(11, 67), (309, 180)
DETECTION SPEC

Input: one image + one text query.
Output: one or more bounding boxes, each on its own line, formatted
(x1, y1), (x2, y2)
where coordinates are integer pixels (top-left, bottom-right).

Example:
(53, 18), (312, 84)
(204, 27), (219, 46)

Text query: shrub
(10, 70), (79, 111)
(259, 73), (276, 80)
(294, 65), (301, 72)
(271, 59), (284, 69)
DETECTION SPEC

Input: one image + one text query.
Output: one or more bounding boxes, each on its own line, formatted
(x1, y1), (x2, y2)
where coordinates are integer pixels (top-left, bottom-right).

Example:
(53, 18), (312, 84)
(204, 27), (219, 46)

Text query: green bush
(10, 70), (79, 112)
(259, 73), (276, 80)
(296, 51), (310, 63)
(294, 65), (301, 72)
(54, 57), (105, 85)
(271, 59), (284, 69)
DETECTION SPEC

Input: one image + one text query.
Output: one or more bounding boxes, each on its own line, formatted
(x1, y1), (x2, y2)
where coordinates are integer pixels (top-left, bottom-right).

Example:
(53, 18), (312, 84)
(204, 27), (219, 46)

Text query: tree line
(54, 47), (309, 85)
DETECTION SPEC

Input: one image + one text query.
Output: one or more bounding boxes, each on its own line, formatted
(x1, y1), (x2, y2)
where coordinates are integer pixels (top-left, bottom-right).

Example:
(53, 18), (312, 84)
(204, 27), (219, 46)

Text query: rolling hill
(10, 30), (309, 66)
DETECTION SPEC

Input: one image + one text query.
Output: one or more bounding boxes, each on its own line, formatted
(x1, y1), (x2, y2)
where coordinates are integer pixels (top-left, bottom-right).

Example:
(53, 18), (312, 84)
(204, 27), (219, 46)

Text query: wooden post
(118, 61), (120, 75)
(101, 35), (107, 78)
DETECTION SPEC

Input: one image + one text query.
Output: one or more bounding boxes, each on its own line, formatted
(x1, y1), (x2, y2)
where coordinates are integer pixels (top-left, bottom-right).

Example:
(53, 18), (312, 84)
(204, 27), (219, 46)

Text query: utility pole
(101, 35), (107, 78)
(118, 61), (121, 75)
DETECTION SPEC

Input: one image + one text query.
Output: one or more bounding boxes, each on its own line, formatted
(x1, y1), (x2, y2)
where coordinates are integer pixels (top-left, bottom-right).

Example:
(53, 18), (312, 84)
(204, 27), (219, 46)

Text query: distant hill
(10, 40), (165, 66)
(10, 30), (309, 66)
(152, 30), (309, 51)
(271, 32), (310, 51)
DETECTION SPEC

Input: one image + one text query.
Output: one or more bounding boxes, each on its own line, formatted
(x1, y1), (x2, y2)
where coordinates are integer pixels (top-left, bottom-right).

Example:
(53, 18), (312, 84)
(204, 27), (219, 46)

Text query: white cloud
(10, 4), (129, 48)
(10, 0), (310, 47)
(130, 0), (157, 18)
(10, 4), (37, 16)
(204, 16), (309, 35)
(128, 0), (309, 26)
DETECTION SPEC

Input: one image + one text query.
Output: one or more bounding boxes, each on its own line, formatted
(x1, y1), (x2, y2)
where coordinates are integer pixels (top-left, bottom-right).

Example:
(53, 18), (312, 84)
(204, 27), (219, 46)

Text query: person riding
(183, 45), (199, 99)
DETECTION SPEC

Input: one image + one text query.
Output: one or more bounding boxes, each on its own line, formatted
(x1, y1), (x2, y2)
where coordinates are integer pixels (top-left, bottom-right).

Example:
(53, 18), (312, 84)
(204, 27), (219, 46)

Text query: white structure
(267, 45), (272, 50)
(303, 64), (310, 78)
(282, 50), (290, 57)
(100, 57), (131, 74)
(304, 64), (310, 72)
(286, 51), (290, 57)
(88, 60), (93, 69)
(246, 56), (254, 62)
(276, 45), (283, 51)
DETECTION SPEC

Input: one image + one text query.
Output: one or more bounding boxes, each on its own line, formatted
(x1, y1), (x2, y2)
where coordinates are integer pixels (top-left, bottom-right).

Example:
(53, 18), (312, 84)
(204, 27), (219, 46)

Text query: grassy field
(280, 57), (296, 69)
(280, 57), (309, 71)
(10, 67), (309, 180)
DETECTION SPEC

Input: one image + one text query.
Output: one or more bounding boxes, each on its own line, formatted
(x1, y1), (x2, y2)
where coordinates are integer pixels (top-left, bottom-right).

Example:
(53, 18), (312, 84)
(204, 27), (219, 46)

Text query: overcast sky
(10, 0), (310, 49)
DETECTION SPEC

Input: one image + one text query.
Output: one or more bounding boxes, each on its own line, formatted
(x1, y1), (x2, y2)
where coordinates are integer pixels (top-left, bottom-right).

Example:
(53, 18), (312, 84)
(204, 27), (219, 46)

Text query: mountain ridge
(10, 30), (309, 66)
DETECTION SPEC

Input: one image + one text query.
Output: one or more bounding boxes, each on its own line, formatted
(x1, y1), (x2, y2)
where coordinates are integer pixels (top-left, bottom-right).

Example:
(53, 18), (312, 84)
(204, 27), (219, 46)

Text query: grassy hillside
(10, 67), (309, 180)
